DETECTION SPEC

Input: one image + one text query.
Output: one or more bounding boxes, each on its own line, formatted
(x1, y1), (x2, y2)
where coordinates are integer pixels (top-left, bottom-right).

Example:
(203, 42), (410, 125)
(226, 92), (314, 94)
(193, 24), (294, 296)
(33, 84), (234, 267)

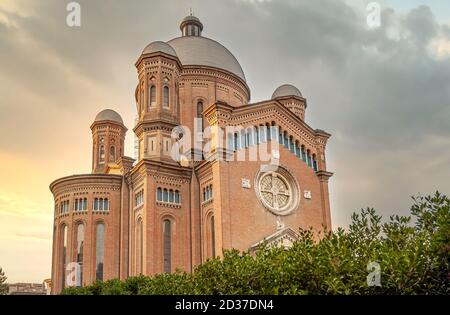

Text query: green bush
(61, 192), (449, 295)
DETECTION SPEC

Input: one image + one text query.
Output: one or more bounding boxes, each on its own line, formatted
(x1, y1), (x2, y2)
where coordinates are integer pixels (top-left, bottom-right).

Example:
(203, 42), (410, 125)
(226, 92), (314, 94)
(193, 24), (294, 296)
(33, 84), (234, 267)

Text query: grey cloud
(0, 0), (449, 228)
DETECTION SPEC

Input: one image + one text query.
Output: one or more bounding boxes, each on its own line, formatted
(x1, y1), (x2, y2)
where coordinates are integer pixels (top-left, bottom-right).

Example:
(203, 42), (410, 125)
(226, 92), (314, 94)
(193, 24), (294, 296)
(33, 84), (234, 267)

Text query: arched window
(74, 199), (78, 211)
(104, 198), (109, 211)
(175, 190), (180, 204)
(301, 145), (307, 162)
(313, 154), (318, 171)
(110, 146), (116, 162)
(283, 131), (289, 148)
(163, 219), (171, 273)
(197, 101), (204, 131)
(99, 145), (105, 163)
(241, 130), (246, 148)
(95, 223), (105, 281)
(266, 124), (271, 141)
(295, 141), (301, 158)
(203, 188), (206, 202)
(278, 129), (283, 144)
(61, 225), (68, 289)
(75, 223), (84, 286)
(246, 128), (253, 147)
(227, 133), (234, 151)
(99, 198), (104, 211)
(163, 86), (170, 108)
(260, 125), (266, 142)
(149, 85), (156, 107)
(136, 219), (143, 274)
(254, 126), (259, 144)
(163, 189), (168, 202)
(169, 190), (174, 203)
(289, 136), (295, 153)
(233, 133), (239, 151)
(210, 185), (213, 199)
(94, 198), (99, 211)
(210, 216), (216, 258)
(307, 150), (312, 167)
(157, 188), (162, 201)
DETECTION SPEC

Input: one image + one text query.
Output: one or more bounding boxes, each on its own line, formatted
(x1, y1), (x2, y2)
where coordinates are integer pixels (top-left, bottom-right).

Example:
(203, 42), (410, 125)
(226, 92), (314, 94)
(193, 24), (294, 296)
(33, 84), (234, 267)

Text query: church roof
(167, 36), (246, 82)
(272, 84), (303, 99)
(94, 109), (124, 124)
(142, 41), (178, 57)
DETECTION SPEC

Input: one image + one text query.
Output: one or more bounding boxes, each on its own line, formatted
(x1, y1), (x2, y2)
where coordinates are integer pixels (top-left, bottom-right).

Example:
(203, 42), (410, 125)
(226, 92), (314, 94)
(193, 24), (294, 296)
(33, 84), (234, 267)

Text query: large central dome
(167, 36), (246, 82)
(164, 15), (246, 82)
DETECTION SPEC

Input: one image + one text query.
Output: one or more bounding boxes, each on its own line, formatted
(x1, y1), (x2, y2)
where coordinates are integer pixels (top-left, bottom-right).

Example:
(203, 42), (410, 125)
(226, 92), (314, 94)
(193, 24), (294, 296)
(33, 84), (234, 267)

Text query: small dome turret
(271, 84), (303, 100)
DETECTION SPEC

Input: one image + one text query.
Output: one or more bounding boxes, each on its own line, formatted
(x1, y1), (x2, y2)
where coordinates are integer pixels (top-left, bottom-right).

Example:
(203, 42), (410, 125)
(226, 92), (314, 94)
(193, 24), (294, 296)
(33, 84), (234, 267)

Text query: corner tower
(91, 109), (127, 173)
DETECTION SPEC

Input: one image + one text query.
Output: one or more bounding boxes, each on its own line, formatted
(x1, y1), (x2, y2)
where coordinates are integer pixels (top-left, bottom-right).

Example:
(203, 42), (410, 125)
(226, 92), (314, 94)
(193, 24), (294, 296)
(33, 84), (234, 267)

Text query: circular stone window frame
(254, 167), (300, 216)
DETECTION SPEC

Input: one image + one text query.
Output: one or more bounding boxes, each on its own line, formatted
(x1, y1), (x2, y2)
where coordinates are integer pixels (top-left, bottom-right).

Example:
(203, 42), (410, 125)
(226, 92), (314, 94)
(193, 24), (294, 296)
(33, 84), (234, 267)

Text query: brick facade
(49, 15), (332, 294)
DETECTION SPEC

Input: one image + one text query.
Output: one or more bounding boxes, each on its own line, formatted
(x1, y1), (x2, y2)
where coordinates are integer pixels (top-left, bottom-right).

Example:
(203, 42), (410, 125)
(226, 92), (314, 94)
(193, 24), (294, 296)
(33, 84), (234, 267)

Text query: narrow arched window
(163, 219), (171, 273)
(210, 185), (213, 199)
(210, 216), (216, 258)
(289, 136), (295, 153)
(169, 190), (174, 203)
(104, 198), (109, 211)
(61, 225), (68, 289)
(266, 124), (271, 141)
(99, 198), (104, 211)
(83, 198), (87, 211)
(233, 133), (239, 151)
(301, 145), (307, 162)
(94, 198), (99, 211)
(175, 190), (180, 204)
(75, 223), (84, 286)
(203, 188), (206, 202)
(283, 131), (289, 148)
(295, 141), (301, 158)
(227, 133), (234, 151)
(110, 146), (116, 162)
(254, 126), (259, 144)
(278, 129), (283, 144)
(197, 101), (204, 131)
(313, 154), (318, 171)
(95, 223), (105, 281)
(260, 125), (266, 142)
(149, 85), (156, 107)
(136, 219), (143, 274)
(157, 188), (162, 202)
(307, 150), (312, 167)
(163, 189), (168, 202)
(163, 86), (170, 108)
(246, 128), (253, 146)
(99, 145), (105, 163)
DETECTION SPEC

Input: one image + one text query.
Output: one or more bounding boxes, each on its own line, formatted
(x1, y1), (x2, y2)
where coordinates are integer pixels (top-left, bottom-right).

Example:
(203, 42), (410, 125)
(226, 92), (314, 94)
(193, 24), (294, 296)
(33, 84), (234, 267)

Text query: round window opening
(256, 168), (299, 216)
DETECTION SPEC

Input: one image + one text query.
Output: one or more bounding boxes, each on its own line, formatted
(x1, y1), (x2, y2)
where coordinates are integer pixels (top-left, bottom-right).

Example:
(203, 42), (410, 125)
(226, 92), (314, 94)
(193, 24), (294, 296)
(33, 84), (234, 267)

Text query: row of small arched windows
(146, 85), (170, 108)
(99, 145), (116, 163)
(227, 122), (319, 171)
(58, 198), (109, 214)
(157, 188), (181, 204)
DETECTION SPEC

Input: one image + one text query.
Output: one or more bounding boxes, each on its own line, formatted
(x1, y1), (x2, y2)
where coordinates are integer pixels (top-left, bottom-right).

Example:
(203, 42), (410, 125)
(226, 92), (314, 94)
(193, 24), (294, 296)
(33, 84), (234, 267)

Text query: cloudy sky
(0, 0), (449, 283)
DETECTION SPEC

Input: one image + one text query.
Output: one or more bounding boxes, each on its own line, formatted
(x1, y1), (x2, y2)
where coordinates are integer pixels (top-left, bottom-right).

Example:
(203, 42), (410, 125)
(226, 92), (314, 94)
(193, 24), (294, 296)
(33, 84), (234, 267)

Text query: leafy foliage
(61, 192), (449, 295)
(0, 267), (8, 295)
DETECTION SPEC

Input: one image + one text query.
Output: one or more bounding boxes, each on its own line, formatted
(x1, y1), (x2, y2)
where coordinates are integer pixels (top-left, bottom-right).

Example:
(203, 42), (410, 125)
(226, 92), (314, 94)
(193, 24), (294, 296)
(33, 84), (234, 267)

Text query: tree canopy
(62, 192), (449, 295)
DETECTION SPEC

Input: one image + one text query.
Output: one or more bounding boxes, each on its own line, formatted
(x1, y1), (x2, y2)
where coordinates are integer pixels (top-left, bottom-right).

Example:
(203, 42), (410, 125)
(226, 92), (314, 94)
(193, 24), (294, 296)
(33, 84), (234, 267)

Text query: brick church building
(50, 15), (333, 294)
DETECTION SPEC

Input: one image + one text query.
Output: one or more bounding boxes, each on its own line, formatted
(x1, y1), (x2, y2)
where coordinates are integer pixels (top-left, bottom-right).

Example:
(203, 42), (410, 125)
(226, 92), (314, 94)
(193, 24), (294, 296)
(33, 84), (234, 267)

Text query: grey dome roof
(182, 15), (201, 24)
(142, 41), (177, 57)
(94, 109), (124, 124)
(271, 84), (303, 99)
(167, 36), (246, 82)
